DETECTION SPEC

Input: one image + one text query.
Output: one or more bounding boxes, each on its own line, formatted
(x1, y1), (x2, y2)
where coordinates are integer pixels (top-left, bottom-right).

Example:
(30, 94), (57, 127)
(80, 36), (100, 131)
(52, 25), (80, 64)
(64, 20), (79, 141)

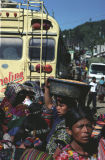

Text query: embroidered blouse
(55, 144), (99, 160)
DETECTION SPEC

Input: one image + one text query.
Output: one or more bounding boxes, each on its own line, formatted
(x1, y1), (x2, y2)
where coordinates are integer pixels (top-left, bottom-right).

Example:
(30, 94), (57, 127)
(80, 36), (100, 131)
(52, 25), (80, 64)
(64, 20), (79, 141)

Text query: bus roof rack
(0, 0), (17, 8)
(0, 0), (49, 15)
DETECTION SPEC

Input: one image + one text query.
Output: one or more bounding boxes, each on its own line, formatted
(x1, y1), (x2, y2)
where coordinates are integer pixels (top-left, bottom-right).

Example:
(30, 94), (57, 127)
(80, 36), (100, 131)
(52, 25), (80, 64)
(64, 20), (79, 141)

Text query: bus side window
(2, 47), (19, 60)
(0, 37), (22, 60)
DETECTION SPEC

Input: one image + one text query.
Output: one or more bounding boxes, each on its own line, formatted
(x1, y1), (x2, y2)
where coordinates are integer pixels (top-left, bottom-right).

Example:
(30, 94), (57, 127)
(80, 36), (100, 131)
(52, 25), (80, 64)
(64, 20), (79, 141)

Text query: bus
(0, 0), (70, 100)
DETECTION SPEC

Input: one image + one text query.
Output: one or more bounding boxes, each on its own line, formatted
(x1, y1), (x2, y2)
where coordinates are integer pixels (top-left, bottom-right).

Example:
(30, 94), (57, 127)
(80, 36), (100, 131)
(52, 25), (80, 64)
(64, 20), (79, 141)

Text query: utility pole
(52, 9), (54, 18)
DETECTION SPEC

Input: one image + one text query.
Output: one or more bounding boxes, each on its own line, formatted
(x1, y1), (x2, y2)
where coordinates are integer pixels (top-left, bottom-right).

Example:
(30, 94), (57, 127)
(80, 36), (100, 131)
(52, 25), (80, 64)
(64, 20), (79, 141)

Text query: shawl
(98, 137), (105, 160)
(46, 119), (71, 155)
(20, 148), (53, 160)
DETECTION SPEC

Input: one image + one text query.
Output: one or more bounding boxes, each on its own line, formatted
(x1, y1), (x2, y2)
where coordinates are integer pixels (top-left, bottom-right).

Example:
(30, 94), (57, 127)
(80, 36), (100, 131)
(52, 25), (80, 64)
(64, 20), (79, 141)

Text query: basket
(48, 78), (90, 99)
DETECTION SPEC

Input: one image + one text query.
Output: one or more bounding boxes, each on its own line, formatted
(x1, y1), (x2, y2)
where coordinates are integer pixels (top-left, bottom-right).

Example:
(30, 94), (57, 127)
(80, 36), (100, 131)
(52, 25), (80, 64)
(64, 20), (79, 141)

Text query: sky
(12, 0), (105, 30)
(44, 0), (105, 30)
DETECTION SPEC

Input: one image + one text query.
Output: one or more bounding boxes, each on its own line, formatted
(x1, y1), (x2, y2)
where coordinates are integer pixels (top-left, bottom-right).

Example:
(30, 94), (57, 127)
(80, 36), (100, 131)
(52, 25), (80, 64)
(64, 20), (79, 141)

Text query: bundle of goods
(23, 81), (44, 104)
(4, 82), (35, 107)
(0, 97), (12, 113)
(92, 114), (105, 138)
(98, 114), (105, 122)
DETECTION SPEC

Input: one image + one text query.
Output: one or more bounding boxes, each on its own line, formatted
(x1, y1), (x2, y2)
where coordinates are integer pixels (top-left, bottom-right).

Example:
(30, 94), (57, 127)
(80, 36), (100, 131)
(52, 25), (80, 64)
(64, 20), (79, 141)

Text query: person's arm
(44, 78), (53, 110)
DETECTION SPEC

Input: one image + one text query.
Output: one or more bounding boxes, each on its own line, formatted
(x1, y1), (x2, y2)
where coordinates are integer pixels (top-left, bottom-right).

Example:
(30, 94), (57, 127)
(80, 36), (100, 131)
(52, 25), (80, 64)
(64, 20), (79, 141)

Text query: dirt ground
(86, 96), (105, 117)
(96, 98), (105, 116)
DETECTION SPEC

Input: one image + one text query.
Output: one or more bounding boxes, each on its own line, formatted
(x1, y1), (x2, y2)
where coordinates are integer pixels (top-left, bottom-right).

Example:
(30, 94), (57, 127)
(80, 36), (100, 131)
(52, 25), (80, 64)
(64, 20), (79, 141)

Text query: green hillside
(61, 20), (105, 50)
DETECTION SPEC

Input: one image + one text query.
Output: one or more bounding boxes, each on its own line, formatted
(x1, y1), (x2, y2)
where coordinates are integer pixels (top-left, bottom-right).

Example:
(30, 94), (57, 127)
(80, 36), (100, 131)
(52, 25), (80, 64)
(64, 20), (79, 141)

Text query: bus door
(0, 37), (25, 98)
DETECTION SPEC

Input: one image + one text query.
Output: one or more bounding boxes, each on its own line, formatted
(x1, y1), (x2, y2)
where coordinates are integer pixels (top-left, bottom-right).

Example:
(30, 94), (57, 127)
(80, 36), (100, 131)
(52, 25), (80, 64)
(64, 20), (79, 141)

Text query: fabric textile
(55, 144), (98, 160)
(46, 106), (71, 155)
(20, 148), (53, 160)
(0, 149), (12, 160)
(5, 82), (34, 107)
(46, 119), (71, 155)
(98, 138), (105, 160)
(23, 81), (44, 104)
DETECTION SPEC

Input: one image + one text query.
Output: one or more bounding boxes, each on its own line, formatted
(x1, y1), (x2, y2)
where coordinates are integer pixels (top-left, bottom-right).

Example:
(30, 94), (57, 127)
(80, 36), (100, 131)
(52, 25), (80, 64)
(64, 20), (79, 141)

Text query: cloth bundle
(23, 81), (44, 104)
(92, 114), (105, 138)
(10, 104), (29, 117)
(24, 137), (42, 148)
(5, 82), (34, 107)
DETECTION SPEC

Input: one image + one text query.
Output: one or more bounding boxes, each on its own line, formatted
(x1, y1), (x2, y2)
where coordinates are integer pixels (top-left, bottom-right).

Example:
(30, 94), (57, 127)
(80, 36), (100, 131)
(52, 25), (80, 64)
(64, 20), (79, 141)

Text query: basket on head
(48, 78), (90, 100)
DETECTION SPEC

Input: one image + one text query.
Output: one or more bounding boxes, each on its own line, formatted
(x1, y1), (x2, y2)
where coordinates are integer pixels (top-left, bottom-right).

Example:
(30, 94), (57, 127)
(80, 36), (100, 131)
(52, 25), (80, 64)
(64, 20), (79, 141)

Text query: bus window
(0, 37), (22, 60)
(29, 38), (55, 61)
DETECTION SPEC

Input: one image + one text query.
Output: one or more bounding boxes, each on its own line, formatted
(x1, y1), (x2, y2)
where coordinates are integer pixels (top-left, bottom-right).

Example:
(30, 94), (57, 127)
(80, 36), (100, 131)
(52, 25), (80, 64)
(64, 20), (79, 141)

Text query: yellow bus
(0, 0), (70, 100)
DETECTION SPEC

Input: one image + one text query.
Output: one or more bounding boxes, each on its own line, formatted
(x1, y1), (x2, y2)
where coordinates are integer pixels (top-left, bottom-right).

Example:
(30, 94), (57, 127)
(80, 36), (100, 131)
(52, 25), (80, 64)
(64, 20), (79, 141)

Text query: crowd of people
(0, 78), (105, 159)
(74, 59), (105, 107)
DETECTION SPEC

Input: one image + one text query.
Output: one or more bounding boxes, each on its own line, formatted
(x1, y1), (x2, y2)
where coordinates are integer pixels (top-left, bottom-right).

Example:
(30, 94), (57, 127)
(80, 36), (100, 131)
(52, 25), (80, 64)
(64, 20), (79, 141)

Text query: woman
(55, 107), (99, 160)
(97, 77), (105, 103)
(98, 125), (105, 159)
(13, 103), (50, 151)
(44, 79), (77, 155)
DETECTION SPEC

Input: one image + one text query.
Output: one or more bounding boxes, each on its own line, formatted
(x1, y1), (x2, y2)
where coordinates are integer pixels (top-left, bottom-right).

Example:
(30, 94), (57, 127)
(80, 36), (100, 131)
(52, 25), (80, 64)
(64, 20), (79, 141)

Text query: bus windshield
(29, 38), (55, 61)
(0, 37), (22, 60)
(90, 64), (105, 75)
